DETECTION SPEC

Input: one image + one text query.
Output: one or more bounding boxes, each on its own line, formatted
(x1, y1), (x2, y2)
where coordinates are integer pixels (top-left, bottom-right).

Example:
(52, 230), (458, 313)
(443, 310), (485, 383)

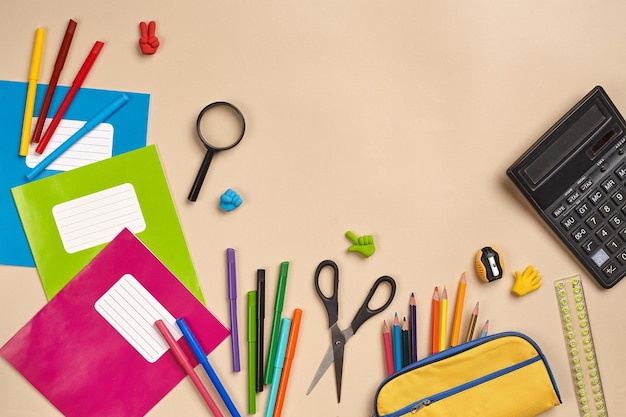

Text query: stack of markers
(382, 273), (489, 376)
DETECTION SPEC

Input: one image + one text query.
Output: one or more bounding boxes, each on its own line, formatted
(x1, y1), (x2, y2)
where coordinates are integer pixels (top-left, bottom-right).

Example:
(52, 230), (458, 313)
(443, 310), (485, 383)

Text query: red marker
(36, 40), (104, 154)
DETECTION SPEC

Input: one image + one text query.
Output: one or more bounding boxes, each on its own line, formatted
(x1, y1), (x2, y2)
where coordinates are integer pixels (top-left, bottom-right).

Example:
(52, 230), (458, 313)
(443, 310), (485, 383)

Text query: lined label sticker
(52, 183), (146, 253)
(95, 274), (181, 363)
(26, 117), (114, 171)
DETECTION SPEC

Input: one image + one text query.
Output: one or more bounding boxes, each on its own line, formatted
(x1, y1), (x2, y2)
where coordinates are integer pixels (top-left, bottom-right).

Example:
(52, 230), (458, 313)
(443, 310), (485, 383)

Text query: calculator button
(595, 227), (611, 242)
(561, 215), (576, 230)
(567, 191), (581, 204)
(588, 190), (604, 205)
(582, 240), (597, 254)
(575, 203), (591, 218)
(602, 262), (619, 278)
(580, 179), (593, 192)
(616, 250), (626, 265)
(609, 214), (625, 229)
(572, 226), (589, 242)
(618, 228), (626, 240)
(598, 203), (614, 217)
(585, 214), (601, 229)
(601, 178), (618, 193)
(615, 163), (626, 179)
(611, 190), (626, 205)
(591, 249), (610, 267)
(606, 238), (621, 253)
(553, 203), (567, 218)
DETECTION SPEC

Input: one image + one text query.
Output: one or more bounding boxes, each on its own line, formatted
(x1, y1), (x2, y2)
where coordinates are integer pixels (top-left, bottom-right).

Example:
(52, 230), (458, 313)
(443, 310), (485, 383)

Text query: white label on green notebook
(95, 273), (181, 363)
(25, 118), (114, 171)
(52, 183), (146, 253)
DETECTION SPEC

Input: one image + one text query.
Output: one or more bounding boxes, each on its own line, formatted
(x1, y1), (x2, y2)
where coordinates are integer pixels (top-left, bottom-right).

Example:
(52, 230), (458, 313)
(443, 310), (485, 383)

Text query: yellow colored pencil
(20, 27), (45, 156)
(439, 287), (448, 351)
(450, 272), (467, 347)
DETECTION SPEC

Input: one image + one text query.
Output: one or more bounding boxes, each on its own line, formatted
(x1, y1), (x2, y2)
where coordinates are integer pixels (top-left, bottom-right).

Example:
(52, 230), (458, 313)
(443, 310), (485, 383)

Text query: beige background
(1, 1), (626, 416)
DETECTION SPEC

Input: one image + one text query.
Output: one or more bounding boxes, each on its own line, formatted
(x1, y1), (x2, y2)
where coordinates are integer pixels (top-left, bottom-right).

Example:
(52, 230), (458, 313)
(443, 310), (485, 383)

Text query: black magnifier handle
(188, 148), (215, 201)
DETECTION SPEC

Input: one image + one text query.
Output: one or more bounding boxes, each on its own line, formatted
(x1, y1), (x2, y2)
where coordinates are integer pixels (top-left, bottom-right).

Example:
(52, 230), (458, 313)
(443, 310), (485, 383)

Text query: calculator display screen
(524, 104), (606, 184)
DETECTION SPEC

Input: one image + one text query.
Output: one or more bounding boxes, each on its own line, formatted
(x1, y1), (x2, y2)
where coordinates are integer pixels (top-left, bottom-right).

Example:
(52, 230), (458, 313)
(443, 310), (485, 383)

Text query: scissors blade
(306, 325), (351, 397)
(332, 331), (345, 403)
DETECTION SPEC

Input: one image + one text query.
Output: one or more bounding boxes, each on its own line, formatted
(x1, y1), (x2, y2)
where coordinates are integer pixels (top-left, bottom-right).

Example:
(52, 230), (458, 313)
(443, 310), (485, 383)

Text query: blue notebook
(0, 80), (150, 267)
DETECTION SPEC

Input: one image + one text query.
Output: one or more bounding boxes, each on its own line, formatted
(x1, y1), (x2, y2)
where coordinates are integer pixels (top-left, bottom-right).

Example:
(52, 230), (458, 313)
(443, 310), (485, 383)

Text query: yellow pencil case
(373, 332), (561, 417)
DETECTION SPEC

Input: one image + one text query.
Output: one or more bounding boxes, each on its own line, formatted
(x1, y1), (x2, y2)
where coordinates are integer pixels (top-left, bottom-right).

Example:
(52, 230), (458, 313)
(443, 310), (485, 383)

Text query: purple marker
(227, 248), (241, 372)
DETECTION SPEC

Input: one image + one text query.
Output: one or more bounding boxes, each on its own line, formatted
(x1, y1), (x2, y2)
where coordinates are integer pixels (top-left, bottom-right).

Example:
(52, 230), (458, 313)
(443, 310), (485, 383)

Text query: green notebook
(12, 145), (204, 302)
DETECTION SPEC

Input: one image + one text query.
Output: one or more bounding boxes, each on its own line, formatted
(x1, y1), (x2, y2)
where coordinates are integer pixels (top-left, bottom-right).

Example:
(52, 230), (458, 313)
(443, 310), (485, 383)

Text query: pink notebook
(0, 229), (228, 417)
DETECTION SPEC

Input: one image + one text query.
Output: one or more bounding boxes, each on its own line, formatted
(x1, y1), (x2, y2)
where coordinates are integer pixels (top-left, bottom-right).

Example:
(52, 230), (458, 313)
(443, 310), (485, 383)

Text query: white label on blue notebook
(52, 183), (146, 254)
(25, 117), (114, 171)
(95, 273), (181, 363)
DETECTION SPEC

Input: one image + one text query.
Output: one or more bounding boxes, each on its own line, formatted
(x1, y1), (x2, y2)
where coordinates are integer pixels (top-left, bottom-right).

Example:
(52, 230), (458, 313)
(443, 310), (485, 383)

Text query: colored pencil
(464, 302), (479, 343)
(401, 317), (410, 367)
(479, 320), (489, 338)
(382, 320), (394, 376)
(450, 272), (466, 347)
(431, 287), (439, 355)
(409, 293), (417, 363)
(392, 313), (401, 371)
(439, 287), (448, 352)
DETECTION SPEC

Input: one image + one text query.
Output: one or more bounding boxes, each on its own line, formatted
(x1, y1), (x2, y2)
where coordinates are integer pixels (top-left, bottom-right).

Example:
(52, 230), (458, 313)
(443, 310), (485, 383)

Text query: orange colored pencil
(450, 272), (467, 347)
(273, 308), (302, 417)
(431, 287), (440, 355)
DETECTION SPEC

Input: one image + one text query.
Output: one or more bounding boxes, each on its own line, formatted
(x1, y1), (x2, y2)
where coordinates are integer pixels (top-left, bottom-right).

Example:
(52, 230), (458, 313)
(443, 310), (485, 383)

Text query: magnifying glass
(188, 101), (246, 202)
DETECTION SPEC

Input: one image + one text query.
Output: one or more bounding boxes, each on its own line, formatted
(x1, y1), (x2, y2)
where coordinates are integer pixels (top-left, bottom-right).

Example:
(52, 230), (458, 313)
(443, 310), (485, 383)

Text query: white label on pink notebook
(95, 273), (181, 363)
(52, 183), (146, 254)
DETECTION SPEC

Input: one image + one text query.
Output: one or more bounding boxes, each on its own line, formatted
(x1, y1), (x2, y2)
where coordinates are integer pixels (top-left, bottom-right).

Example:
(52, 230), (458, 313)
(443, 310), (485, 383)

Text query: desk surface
(2, 1), (626, 416)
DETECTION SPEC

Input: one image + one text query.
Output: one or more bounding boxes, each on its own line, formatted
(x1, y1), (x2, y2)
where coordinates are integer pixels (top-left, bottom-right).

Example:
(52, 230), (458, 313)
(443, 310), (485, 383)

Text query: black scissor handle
(350, 275), (396, 335)
(314, 259), (339, 328)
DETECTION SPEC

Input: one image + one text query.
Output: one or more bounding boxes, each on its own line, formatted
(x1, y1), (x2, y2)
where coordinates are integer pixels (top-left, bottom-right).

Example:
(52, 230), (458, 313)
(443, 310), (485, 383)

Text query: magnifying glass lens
(198, 104), (245, 149)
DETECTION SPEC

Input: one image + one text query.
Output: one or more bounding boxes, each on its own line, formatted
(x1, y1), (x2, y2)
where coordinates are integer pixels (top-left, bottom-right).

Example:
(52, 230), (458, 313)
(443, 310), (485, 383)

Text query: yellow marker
(439, 286), (448, 351)
(20, 27), (45, 156)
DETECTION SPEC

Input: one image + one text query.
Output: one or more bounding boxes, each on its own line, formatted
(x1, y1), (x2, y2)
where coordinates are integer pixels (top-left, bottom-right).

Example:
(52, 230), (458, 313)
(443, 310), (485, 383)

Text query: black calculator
(507, 86), (626, 289)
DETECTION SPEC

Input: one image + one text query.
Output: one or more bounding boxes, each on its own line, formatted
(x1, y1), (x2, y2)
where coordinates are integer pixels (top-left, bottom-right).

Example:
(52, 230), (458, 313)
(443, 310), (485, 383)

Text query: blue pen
(265, 317), (291, 417)
(176, 318), (241, 417)
(26, 93), (130, 181)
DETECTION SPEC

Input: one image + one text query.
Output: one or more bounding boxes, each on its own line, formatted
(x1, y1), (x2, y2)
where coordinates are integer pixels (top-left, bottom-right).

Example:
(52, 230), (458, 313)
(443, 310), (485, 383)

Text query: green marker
(264, 261), (289, 384)
(247, 291), (257, 414)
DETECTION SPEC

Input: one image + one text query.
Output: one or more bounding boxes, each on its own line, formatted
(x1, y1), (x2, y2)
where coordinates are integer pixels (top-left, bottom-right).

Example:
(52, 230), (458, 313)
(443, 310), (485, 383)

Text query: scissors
(306, 259), (396, 403)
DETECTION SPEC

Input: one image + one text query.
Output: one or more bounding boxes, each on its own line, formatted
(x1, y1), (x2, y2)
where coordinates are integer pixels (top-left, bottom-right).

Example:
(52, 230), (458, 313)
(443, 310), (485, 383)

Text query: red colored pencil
(431, 287), (440, 355)
(36, 40), (104, 154)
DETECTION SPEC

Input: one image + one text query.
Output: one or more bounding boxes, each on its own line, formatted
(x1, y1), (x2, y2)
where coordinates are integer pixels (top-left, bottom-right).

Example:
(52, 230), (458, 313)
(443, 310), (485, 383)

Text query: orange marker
(431, 287), (440, 355)
(273, 308), (302, 417)
(450, 272), (467, 347)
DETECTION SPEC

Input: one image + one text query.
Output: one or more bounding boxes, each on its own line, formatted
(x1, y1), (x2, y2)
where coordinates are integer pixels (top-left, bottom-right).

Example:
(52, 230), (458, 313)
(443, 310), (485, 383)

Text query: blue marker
(176, 318), (241, 417)
(265, 317), (291, 417)
(26, 94), (129, 181)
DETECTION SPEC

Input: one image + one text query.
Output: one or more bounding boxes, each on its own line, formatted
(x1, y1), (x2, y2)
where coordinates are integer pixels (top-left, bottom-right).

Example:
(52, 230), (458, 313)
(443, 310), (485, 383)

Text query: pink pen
(155, 320), (224, 417)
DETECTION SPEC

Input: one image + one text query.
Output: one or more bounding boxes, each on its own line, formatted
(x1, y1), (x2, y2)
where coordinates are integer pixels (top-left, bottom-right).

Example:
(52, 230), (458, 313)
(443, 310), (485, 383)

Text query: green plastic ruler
(554, 276), (608, 417)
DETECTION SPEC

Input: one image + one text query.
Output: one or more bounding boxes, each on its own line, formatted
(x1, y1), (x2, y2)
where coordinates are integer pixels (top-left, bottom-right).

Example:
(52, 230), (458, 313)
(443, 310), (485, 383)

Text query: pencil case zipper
(372, 332), (560, 417)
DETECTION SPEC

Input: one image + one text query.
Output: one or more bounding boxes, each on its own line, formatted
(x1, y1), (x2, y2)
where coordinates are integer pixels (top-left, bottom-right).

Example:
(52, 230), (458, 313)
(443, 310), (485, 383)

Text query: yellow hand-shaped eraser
(512, 265), (542, 296)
